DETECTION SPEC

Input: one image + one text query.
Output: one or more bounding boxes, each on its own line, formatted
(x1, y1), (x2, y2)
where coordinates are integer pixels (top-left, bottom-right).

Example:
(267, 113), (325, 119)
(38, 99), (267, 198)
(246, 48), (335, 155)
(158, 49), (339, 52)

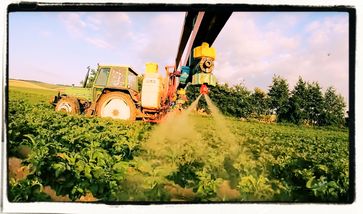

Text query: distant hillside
(9, 79), (68, 90)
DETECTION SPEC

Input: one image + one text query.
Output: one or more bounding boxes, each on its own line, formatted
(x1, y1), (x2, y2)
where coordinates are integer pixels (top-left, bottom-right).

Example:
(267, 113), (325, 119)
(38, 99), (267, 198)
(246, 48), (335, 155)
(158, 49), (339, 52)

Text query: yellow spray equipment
(180, 42), (217, 87)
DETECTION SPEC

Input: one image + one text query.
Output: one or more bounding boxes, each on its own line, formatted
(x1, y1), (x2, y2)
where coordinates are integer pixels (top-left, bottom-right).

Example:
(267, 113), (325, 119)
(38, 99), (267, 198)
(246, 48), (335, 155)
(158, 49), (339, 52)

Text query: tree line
(186, 75), (347, 127)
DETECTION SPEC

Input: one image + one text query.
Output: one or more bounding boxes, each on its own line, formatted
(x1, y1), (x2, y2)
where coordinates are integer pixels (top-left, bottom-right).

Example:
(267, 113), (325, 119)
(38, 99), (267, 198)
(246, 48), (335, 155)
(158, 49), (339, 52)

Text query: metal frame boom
(175, 10), (232, 69)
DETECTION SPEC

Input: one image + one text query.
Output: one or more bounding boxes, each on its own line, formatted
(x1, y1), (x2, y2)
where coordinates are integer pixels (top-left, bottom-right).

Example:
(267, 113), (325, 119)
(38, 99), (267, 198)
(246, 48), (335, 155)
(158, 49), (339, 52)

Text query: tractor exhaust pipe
(83, 66), (90, 88)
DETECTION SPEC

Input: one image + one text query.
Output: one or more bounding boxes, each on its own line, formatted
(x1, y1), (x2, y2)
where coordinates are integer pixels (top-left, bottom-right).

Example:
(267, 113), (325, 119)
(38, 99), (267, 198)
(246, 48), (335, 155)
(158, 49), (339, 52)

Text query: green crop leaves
(8, 87), (350, 202)
(8, 87), (152, 201)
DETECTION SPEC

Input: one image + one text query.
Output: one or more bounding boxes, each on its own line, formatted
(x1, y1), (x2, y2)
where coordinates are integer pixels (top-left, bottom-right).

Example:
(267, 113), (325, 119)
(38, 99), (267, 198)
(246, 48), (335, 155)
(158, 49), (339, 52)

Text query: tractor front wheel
(55, 97), (80, 114)
(95, 92), (136, 121)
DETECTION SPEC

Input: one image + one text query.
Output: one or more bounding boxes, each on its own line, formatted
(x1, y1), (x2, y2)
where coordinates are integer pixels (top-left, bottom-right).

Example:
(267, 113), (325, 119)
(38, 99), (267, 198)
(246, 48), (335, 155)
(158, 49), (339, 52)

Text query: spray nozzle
(200, 84), (209, 95)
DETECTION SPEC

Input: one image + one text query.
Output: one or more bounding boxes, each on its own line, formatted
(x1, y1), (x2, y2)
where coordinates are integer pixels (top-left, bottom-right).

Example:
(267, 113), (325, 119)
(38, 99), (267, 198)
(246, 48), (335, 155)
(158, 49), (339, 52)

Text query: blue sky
(9, 11), (349, 103)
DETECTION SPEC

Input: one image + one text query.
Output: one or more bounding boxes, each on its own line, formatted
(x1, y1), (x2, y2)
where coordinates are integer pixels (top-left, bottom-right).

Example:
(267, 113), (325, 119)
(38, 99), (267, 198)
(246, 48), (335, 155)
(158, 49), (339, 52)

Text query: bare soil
(217, 180), (241, 200)
(8, 157), (29, 181)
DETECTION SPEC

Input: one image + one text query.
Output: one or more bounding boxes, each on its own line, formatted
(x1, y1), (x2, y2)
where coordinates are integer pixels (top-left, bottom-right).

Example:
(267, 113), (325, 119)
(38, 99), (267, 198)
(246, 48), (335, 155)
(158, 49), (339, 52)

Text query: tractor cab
(52, 64), (140, 121)
(94, 65), (138, 91)
(91, 65), (139, 102)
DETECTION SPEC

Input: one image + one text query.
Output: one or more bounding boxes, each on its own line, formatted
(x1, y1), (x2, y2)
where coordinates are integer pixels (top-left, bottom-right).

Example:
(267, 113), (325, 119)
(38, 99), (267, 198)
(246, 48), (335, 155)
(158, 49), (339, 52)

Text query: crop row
(7, 87), (350, 202)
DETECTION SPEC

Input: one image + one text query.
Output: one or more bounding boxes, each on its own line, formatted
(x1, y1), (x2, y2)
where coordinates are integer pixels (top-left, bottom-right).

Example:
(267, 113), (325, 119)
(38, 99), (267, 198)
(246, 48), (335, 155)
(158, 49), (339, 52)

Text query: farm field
(7, 83), (350, 202)
(8, 79), (65, 90)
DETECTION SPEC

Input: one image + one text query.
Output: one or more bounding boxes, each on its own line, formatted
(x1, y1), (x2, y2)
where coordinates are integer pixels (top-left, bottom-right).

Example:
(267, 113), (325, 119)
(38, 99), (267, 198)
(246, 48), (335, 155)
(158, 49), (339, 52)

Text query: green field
(9, 79), (68, 89)
(7, 84), (350, 202)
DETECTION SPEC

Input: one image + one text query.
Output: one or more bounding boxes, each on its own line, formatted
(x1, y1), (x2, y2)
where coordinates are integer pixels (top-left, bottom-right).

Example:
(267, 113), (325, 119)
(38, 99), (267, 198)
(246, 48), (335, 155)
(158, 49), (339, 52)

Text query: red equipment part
(200, 84), (209, 95)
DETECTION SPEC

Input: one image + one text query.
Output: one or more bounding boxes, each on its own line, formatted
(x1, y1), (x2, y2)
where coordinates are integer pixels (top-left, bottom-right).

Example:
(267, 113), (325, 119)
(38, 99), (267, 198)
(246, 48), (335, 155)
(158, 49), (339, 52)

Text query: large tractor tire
(95, 92), (136, 121)
(55, 97), (80, 114)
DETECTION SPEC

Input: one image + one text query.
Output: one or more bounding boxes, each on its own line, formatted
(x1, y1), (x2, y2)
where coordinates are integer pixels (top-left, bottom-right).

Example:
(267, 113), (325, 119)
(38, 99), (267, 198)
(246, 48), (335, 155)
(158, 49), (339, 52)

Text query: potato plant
(7, 87), (350, 202)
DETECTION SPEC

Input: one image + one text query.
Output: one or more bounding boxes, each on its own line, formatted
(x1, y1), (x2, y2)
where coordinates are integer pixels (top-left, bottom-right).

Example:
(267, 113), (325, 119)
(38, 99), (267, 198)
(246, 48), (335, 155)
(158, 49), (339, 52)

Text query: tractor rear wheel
(55, 97), (80, 114)
(95, 92), (136, 121)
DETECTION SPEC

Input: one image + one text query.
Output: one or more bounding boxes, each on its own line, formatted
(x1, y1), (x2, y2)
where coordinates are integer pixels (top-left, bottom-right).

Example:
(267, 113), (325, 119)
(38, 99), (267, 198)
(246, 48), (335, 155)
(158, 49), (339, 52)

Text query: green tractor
(51, 65), (140, 121)
(52, 43), (218, 122)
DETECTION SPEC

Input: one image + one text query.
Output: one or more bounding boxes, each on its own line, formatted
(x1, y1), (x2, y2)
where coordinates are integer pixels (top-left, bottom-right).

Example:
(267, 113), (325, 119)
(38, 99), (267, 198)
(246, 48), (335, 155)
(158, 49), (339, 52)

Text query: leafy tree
(185, 75), (345, 127)
(319, 87), (346, 126)
(186, 84), (207, 111)
(286, 77), (308, 124)
(187, 83), (233, 115)
(250, 87), (268, 116)
(186, 83), (252, 118)
(227, 84), (252, 118)
(210, 83), (252, 118)
(267, 75), (289, 121)
(305, 82), (324, 125)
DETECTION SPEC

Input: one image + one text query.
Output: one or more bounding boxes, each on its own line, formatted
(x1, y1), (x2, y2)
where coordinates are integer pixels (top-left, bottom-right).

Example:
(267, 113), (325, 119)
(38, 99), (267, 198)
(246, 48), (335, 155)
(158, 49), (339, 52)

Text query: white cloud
(305, 20), (321, 32)
(130, 13), (185, 73)
(289, 15), (349, 93)
(59, 12), (87, 38)
(85, 37), (112, 49)
(214, 13), (300, 85)
(265, 13), (300, 30)
(59, 12), (132, 48)
(57, 12), (185, 75)
(85, 15), (102, 31)
(55, 12), (348, 102)
(110, 13), (131, 24)
(39, 30), (52, 38)
(213, 12), (349, 102)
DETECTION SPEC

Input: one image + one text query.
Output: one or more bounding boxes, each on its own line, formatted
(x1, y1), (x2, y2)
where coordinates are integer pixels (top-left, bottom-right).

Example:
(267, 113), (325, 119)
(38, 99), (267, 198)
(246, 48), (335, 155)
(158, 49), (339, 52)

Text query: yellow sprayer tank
(193, 42), (216, 60)
(141, 63), (163, 109)
(145, 62), (158, 73)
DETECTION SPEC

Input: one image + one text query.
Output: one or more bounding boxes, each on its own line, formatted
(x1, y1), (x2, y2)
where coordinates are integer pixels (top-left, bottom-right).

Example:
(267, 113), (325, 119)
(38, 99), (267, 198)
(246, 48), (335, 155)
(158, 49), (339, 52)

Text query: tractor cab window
(95, 68), (110, 86)
(109, 67), (127, 87)
(128, 70), (138, 91)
